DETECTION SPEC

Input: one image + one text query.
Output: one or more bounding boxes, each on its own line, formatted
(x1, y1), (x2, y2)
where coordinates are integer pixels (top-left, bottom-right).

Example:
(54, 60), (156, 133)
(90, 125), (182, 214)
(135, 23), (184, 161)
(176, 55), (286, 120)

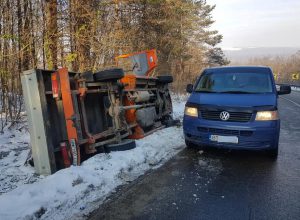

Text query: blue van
(183, 66), (291, 158)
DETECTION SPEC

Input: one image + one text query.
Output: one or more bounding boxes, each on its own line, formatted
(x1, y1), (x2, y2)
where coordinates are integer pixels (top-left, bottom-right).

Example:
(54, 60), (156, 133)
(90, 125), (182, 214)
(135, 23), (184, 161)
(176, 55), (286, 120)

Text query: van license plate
(209, 135), (238, 144)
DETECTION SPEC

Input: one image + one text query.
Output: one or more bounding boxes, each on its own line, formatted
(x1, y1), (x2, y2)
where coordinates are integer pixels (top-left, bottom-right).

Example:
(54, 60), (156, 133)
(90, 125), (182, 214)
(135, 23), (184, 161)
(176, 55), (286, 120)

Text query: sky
(206, 0), (300, 49)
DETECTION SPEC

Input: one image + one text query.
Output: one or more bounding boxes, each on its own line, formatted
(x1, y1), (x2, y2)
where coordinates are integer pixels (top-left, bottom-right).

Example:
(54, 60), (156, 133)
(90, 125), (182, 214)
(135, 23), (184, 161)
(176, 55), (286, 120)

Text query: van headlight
(255, 110), (279, 121)
(185, 107), (198, 117)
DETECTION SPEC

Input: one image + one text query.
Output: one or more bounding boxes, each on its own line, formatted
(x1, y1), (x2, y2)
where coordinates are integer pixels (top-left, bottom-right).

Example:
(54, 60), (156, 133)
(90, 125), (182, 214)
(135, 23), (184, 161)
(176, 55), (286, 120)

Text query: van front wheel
(267, 146), (278, 159)
(185, 140), (195, 149)
(185, 139), (202, 150)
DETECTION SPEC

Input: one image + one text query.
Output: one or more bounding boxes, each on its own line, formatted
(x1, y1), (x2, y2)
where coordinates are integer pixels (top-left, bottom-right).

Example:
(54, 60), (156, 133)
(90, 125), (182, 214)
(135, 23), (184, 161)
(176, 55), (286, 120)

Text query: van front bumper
(183, 115), (280, 150)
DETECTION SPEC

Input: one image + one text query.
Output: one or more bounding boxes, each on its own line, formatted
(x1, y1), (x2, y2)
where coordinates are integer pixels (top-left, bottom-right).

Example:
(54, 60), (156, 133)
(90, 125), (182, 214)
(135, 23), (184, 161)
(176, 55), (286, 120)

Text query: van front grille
(200, 110), (252, 122)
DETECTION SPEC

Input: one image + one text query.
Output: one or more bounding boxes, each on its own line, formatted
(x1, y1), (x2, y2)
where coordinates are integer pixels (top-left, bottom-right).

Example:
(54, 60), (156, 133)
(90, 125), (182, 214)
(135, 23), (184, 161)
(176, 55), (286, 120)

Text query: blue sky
(206, 0), (300, 49)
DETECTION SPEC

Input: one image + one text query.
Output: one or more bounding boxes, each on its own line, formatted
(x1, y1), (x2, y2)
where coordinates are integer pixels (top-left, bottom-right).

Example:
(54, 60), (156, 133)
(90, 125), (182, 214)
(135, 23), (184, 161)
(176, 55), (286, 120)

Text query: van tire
(94, 68), (124, 82)
(185, 140), (197, 149)
(267, 147), (278, 159)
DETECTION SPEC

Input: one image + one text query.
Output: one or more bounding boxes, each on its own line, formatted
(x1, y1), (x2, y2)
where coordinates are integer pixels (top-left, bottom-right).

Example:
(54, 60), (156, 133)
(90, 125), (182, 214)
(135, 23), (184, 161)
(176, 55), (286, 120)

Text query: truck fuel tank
(136, 107), (157, 128)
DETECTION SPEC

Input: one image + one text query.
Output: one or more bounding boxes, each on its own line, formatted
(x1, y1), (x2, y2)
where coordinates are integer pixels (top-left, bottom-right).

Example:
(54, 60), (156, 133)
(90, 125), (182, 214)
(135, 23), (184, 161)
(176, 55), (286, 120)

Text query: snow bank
(0, 124), (42, 195)
(0, 95), (187, 220)
(0, 127), (185, 220)
(172, 93), (188, 121)
(291, 86), (300, 92)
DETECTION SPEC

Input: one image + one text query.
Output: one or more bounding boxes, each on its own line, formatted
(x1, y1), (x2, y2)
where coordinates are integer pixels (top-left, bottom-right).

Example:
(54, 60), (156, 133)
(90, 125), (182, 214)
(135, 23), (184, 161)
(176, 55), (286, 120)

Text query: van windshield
(195, 72), (273, 94)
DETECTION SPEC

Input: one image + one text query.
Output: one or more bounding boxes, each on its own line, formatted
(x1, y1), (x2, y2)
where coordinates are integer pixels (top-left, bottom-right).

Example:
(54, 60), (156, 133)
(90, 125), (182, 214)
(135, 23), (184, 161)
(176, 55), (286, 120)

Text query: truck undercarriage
(21, 49), (176, 175)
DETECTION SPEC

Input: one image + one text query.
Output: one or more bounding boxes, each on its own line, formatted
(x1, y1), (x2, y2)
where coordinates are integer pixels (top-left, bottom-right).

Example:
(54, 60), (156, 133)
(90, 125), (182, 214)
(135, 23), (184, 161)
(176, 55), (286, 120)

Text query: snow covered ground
(291, 86), (300, 91)
(0, 94), (188, 220)
(0, 120), (43, 195)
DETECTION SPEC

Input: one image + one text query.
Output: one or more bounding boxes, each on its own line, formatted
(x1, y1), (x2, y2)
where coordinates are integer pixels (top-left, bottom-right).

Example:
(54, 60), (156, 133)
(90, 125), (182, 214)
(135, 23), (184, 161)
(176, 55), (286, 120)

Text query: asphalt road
(89, 91), (300, 220)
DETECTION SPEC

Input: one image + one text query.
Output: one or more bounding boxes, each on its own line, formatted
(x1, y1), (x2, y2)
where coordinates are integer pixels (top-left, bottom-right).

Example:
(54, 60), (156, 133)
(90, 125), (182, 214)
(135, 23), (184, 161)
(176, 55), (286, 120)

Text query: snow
(171, 93), (188, 122)
(0, 94), (188, 220)
(291, 86), (300, 92)
(0, 123), (42, 195)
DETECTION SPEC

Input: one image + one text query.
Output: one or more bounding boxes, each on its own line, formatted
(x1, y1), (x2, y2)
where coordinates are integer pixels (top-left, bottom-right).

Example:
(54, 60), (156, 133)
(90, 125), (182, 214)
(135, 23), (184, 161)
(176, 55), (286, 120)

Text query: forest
(0, 0), (229, 129)
(1, 0), (298, 130)
(241, 52), (300, 85)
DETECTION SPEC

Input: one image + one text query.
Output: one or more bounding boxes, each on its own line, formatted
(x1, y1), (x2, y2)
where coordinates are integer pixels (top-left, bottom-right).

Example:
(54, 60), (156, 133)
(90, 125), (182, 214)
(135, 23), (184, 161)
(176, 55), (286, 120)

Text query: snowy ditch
(291, 86), (300, 92)
(0, 94), (188, 220)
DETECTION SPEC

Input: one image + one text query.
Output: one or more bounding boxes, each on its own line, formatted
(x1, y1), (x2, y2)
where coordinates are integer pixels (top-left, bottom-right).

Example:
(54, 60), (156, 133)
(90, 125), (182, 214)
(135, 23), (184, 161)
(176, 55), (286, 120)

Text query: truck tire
(105, 139), (136, 153)
(157, 75), (173, 83)
(162, 115), (180, 127)
(81, 71), (94, 82)
(94, 68), (124, 82)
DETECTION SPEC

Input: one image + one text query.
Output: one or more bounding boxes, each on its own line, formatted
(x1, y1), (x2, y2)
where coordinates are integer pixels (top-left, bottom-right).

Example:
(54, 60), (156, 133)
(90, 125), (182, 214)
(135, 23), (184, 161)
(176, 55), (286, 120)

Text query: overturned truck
(21, 49), (175, 175)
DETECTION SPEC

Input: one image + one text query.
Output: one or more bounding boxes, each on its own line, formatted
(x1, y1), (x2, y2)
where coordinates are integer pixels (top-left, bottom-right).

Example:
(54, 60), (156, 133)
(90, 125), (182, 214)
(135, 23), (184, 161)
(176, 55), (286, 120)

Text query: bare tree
(45, 0), (58, 69)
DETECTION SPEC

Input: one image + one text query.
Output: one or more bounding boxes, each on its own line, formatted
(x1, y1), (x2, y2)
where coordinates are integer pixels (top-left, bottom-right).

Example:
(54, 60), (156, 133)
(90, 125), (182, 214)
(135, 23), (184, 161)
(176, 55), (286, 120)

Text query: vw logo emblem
(220, 111), (230, 121)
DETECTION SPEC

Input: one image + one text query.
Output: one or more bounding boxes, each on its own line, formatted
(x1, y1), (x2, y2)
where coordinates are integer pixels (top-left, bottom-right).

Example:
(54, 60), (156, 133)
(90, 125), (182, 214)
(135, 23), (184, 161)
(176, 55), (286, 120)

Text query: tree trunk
(70, 0), (93, 72)
(23, 0), (30, 70)
(45, 0), (58, 69)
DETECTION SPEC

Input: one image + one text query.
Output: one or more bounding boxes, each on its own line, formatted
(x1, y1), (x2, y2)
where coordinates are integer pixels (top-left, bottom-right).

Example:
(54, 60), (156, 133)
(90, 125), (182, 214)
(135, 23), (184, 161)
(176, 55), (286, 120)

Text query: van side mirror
(277, 85), (291, 95)
(186, 84), (194, 93)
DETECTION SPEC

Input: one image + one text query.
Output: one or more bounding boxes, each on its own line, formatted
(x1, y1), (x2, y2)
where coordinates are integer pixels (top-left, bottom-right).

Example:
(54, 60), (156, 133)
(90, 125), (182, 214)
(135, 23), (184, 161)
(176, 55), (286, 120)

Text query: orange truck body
(115, 49), (158, 77)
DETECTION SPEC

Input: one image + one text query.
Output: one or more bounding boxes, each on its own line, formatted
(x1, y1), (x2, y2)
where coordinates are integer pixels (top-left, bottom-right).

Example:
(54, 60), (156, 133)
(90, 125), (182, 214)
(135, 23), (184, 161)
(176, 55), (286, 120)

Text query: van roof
(204, 66), (272, 74)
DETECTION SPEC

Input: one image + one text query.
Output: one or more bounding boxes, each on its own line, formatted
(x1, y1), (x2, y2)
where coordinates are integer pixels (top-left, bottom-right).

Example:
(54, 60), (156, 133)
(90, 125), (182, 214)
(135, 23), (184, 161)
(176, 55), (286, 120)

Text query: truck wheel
(162, 117), (181, 127)
(157, 75), (173, 83)
(94, 68), (124, 82)
(81, 71), (94, 82)
(105, 139), (136, 153)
